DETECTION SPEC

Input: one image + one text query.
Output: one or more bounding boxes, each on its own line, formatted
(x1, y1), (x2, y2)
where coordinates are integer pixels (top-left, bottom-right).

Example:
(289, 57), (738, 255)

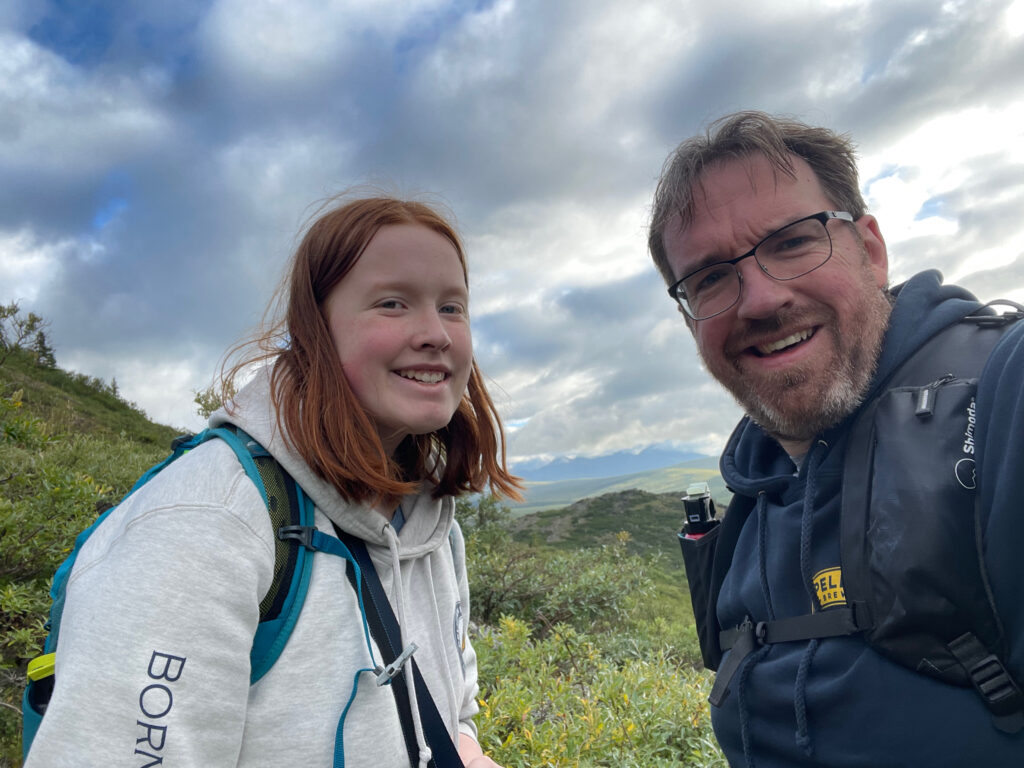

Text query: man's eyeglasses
(667, 210), (855, 320)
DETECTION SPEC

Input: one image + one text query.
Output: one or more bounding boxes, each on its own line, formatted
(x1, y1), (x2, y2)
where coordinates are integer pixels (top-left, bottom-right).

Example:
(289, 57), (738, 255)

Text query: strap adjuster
(753, 620), (768, 645)
(376, 643), (418, 686)
(948, 632), (1024, 733)
(278, 525), (316, 550)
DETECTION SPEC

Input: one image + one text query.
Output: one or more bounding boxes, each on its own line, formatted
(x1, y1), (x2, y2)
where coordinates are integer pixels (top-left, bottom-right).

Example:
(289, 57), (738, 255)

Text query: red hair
(226, 196), (521, 504)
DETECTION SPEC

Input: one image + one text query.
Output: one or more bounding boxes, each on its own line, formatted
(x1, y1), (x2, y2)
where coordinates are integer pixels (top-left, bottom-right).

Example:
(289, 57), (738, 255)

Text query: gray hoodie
(25, 369), (479, 768)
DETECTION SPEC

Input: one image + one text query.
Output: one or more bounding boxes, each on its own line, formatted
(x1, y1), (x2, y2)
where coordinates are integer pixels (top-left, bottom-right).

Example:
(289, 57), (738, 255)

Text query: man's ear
(854, 214), (888, 288)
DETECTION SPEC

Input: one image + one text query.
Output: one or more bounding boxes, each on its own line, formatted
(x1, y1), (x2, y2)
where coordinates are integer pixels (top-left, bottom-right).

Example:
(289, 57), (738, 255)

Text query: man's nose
(733, 257), (796, 320)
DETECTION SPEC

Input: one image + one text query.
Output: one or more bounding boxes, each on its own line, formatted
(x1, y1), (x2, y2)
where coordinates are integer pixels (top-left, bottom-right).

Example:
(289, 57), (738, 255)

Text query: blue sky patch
(29, 0), (116, 66)
(91, 197), (128, 231)
(914, 196), (945, 220)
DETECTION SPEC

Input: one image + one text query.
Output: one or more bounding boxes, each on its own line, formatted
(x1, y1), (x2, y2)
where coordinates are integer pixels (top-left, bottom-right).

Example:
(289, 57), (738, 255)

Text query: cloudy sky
(3, 0), (1023, 464)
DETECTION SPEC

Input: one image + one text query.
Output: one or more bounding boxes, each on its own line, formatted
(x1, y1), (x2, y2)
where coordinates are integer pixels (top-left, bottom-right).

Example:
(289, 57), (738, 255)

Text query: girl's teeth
(399, 370), (445, 383)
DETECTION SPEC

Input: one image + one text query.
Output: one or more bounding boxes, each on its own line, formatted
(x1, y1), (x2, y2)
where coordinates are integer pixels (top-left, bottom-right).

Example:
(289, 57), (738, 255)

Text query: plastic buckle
(754, 621), (768, 645)
(170, 433), (201, 453)
(277, 525), (316, 550)
(376, 643), (418, 686)
(966, 309), (1024, 328)
(969, 654), (1024, 714)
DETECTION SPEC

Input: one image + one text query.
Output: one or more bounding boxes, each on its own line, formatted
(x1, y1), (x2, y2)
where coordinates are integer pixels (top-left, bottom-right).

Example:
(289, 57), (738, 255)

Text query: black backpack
(681, 302), (1024, 733)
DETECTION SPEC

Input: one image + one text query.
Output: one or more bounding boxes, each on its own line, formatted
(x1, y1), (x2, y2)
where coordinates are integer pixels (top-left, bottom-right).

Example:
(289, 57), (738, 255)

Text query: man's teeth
(757, 329), (813, 355)
(398, 370), (446, 383)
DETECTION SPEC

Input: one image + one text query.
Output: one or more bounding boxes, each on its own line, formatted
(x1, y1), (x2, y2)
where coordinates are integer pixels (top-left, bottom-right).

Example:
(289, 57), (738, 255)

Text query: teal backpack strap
(45, 430), (224, 655)
(24, 427), (240, 760)
(24, 426), (316, 763)
(207, 424), (317, 684)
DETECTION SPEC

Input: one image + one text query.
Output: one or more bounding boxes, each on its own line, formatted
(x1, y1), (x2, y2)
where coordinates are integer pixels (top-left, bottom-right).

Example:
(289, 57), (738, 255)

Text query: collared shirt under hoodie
(712, 271), (1024, 767)
(25, 368), (479, 768)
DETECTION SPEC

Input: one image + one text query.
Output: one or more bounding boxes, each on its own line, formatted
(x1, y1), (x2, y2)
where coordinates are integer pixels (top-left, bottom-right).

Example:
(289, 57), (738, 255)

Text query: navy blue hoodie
(711, 271), (1024, 767)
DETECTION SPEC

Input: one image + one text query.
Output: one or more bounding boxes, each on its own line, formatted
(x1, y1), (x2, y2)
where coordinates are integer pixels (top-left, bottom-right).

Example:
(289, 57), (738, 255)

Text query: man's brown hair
(649, 110), (866, 285)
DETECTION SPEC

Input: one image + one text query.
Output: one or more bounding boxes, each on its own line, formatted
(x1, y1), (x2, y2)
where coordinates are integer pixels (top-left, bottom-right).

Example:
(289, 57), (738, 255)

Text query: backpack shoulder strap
(880, 301), (1023, 389)
(24, 426), (309, 758)
(840, 304), (1023, 623)
(210, 424), (317, 684)
(840, 303), (1024, 731)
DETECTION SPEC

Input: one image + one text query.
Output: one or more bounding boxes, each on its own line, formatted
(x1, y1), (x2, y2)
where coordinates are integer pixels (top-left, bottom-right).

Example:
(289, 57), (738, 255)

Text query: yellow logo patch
(813, 567), (846, 608)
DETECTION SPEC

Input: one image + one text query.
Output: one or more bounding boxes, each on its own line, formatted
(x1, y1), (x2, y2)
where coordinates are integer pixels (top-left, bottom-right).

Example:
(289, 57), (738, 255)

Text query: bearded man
(649, 111), (1024, 767)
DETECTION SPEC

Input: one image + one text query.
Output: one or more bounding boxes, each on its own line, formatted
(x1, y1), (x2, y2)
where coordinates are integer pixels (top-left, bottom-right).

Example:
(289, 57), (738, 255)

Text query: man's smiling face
(663, 153), (892, 453)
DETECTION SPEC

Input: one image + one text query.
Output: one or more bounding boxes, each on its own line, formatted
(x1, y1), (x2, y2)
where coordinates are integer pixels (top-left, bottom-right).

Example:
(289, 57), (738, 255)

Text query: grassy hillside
(512, 455), (727, 515)
(0, 349), (179, 447)
(509, 487), (731, 560)
(0, 349), (725, 767)
(0, 350), (181, 766)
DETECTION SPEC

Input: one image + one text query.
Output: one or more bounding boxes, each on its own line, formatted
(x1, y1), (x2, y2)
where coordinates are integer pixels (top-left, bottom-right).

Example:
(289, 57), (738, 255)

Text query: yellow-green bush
(0, 390), (166, 765)
(473, 617), (724, 767)
(1, 386), (726, 766)
(463, 514), (724, 765)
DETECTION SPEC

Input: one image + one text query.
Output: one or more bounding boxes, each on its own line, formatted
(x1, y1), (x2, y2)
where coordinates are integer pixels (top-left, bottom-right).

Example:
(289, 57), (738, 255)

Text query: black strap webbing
(711, 604), (872, 706)
(948, 633), (1024, 734)
(334, 525), (463, 768)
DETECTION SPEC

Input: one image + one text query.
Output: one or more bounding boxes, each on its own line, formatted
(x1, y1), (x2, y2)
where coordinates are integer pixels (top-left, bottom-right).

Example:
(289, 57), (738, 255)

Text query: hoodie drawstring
(793, 440), (827, 757)
(735, 440), (829, 766)
(384, 523), (433, 768)
(756, 491), (776, 624)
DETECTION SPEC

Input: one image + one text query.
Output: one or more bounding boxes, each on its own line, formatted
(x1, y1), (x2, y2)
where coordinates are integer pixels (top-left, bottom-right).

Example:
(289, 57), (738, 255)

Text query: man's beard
(701, 268), (892, 446)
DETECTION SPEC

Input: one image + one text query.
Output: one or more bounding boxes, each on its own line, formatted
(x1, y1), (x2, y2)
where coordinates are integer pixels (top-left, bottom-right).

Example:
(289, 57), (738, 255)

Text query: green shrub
(464, 520), (725, 765)
(473, 617), (725, 767)
(0, 389), (167, 766)
(0, 390), (726, 766)
(466, 527), (654, 638)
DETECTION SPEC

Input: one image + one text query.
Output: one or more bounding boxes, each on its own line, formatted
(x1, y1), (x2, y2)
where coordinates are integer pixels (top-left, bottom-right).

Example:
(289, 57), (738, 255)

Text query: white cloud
(862, 101), (1024, 284)
(468, 194), (652, 314)
(0, 32), (170, 174)
(200, 0), (452, 85)
(0, 228), (83, 303)
(417, 0), (519, 97)
(1009, 0), (1024, 36)
(7, 0), (1024, 464)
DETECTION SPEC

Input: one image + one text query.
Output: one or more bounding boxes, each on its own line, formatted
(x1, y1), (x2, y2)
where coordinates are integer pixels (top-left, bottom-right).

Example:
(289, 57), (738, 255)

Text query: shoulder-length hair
(226, 196), (521, 504)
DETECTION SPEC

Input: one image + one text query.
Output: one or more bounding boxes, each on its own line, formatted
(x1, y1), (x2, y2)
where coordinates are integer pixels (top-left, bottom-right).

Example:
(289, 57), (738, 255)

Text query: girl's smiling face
(324, 223), (473, 455)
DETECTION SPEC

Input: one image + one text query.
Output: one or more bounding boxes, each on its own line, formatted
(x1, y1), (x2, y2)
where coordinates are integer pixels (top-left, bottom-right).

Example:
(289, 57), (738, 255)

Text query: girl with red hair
(26, 197), (520, 768)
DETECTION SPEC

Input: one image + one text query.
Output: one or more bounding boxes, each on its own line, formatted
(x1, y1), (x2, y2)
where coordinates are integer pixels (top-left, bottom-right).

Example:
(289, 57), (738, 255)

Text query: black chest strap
(711, 604), (872, 707)
(714, 607), (1024, 732)
(333, 524), (464, 768)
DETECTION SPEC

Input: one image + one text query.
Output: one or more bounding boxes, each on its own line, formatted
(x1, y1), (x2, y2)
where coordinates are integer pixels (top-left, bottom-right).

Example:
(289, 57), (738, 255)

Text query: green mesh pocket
(254, 456), (301, 621)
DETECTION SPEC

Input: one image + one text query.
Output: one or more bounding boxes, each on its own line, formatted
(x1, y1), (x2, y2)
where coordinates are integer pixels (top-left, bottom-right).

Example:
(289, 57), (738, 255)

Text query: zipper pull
(915, 373), (954, 419)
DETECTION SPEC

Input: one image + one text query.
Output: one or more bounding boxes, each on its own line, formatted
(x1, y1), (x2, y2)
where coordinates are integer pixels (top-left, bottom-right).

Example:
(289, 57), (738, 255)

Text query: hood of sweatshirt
(208, 366), (454, 559)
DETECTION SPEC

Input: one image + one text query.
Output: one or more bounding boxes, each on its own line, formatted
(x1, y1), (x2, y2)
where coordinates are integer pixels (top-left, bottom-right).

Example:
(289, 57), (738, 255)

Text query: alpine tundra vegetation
(0, 331), (724, 767)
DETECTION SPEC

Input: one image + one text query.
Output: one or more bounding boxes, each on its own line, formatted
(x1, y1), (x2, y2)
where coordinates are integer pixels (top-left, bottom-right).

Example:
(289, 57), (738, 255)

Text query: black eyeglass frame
(667, 210), (855, 320)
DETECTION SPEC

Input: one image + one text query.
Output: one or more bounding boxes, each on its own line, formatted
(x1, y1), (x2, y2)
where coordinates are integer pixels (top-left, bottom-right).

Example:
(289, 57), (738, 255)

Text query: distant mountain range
(512, 445), (707, 482)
